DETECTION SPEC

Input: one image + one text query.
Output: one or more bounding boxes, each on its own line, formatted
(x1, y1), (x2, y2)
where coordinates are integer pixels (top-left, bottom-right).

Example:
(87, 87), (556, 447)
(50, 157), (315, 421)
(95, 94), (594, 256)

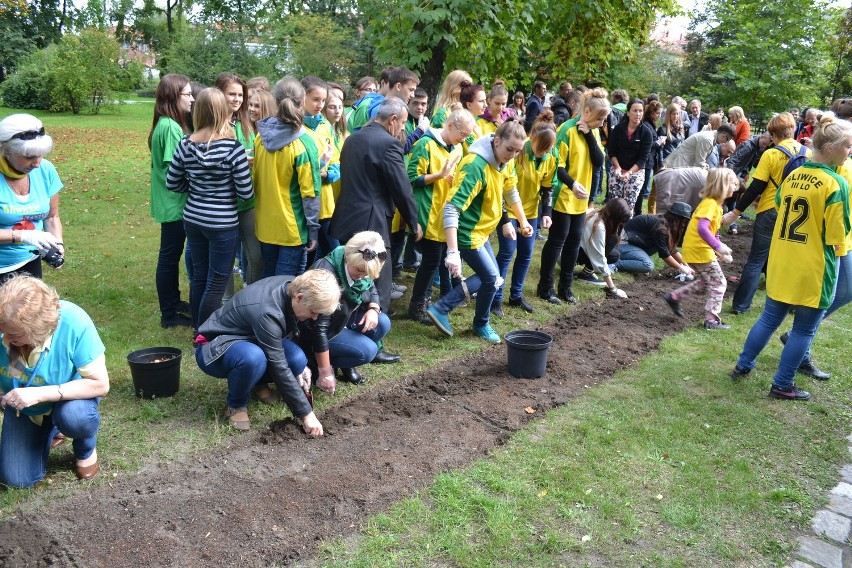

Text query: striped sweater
(166, 136), (254, 229)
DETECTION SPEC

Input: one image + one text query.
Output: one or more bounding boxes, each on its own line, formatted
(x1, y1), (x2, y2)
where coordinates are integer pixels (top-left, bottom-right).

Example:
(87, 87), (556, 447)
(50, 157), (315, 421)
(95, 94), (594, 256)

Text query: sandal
(252, 385), (280, 405)
(225, 407), (250, 431)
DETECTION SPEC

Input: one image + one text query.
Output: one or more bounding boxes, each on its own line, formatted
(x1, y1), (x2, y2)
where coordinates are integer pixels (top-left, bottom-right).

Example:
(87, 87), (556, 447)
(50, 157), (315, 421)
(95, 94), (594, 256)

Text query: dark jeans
(538, 210), (585, 293)
(329, 310), (392, 367)
(411, 238), (452, 303)
(589, 164), (603, 203)
(185, 222), (239, 330)
(732, 208), (777, 313)
(260, 243), (307, 279)
(495, 217), (539, 302)
(315, 219), (340, 262)
(156, 220), (187, 318)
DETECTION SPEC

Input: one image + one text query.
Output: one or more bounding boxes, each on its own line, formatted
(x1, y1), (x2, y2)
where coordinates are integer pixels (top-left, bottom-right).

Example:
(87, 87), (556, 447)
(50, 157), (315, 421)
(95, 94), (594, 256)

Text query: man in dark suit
(329, 97), (422, 360)
(686, 99), (709, 137)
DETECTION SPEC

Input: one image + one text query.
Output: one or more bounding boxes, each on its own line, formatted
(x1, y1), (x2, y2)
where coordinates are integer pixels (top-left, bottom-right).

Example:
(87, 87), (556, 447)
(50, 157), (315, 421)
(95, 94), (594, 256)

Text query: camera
(40, 245), (64, 269)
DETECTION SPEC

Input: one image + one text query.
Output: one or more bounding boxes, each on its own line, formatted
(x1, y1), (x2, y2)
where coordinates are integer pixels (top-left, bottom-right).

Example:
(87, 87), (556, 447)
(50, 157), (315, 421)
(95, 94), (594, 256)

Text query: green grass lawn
(1, 105), (850, 567)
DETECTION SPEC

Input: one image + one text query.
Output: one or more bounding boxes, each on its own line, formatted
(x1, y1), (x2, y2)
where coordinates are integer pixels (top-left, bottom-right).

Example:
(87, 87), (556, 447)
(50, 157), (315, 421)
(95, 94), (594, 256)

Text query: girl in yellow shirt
(663, 168), (738, 329)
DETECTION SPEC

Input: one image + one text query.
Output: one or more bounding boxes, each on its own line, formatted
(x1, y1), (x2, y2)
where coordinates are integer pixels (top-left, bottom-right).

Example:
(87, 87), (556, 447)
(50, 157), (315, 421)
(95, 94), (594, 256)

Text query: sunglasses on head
(358, 249), (387, 261)
(9, 127), (45, 141)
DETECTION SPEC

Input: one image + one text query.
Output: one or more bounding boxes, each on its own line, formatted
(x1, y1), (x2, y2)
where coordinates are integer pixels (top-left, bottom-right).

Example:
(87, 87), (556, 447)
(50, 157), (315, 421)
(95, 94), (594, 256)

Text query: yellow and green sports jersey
(751, 138), (811, 214)
(477, 116), (498, 137)
(461, 129), (479, 156)
(431, 107), (448, 128)
(681, 197), (723, 264)
(447, 153), (517, 250)
(305, 120), (340, 221)
(253, 133), (320, 246)
(551, 117), (602, 215)
(408, 131), (462, 241)
(836, 158), (852, 256)
(768, 162), (850, 309)
(325, 130), (347, 221)
(510, 139), (557, 220)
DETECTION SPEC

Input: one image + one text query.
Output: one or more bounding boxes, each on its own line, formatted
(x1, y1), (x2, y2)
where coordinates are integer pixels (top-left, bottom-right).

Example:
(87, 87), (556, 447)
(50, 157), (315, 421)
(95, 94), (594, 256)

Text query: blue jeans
(732, 209), (777, 313)
(432, 241), (499, 328)
(614, 242), (656, 273)
(495, 217), (539, 302)
(196, 338), (307, 408)
(803, 253), (851, 361)
(589, 164), (603, 203)
(260, 243), (307, 279)
(156, 220), (187, 318)
(316, 219), (340, 261)
(0, 398), (101, 488)
(329, 310), (391, 368)
(736, 296), (825, 390)
(185, 222), (238, 330)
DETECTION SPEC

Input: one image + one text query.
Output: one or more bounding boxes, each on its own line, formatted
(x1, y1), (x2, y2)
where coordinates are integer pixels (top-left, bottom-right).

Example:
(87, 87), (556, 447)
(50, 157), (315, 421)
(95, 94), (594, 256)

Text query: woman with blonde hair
(431, 69), (473, 128)
(248, 89), (277, 130)
(407, 105), (475, 324)
(166, 88), (254, 330)
(728, 106), (751, 146)
(0, 275), (109, 486)
(537, 88), (609, 304)
(731, 114), (852, 399)
(196, 269), (341, 433)
(301, 231), (395, 388)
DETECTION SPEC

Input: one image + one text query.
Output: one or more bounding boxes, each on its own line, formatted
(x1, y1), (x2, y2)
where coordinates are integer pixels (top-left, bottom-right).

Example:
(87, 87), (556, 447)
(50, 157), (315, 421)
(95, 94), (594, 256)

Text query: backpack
(772, 144), (808, 185)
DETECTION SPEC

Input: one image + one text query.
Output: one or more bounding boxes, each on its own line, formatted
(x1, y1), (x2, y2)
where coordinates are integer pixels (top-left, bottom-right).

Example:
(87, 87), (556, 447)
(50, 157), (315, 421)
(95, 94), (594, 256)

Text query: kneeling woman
(301, 231), (394, 388)
(0, 276), (109, 487)
(427, 121), (533, 343)
(614, 201), (695, 276)
(196, 269), (340, 433)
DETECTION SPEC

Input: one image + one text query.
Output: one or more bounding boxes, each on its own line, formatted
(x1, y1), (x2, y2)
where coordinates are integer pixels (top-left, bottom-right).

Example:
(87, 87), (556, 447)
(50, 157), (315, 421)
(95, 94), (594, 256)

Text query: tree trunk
(419, 36), (448, 115)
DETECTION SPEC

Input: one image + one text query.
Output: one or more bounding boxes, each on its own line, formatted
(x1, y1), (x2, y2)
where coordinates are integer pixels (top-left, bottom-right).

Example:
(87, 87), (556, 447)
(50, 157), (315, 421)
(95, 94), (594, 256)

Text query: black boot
(408, 299), (434, 326)
(537, 280), (562, 305)
(339, 368), (366, 385)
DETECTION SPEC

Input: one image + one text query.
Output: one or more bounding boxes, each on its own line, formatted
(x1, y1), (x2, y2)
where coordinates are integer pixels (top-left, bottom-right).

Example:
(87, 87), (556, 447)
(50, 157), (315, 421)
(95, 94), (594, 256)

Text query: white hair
(0, 114), (54, 158)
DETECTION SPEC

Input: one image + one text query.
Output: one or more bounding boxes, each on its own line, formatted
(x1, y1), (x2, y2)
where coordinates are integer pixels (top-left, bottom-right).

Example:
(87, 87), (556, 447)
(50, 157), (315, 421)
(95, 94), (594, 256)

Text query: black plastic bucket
(504, 330), (553, 379)
(127, 347), (182, 398)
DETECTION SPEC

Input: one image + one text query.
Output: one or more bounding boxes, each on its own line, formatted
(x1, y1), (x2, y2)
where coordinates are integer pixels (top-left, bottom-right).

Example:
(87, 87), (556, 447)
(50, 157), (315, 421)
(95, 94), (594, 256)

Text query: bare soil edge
(0, 231), (751, 568)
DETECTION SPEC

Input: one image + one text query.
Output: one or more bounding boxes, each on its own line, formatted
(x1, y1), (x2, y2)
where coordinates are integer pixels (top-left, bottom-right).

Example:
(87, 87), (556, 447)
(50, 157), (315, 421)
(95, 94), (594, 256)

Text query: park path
(789, 432), (852, 568)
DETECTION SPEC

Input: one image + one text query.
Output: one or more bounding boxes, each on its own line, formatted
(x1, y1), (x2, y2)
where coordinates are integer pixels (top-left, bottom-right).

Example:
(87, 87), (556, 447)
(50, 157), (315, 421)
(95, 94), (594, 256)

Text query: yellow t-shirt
(681, 197), (723, 264)
(510, 140), (557, 220)
(552, 117), (602, 215)
(477, 117), (498, 137)
(837, 157), (852, 256)
(750, 138), (810, 214)
(407, 131), (463, 241)
(767, 162), (849, 308)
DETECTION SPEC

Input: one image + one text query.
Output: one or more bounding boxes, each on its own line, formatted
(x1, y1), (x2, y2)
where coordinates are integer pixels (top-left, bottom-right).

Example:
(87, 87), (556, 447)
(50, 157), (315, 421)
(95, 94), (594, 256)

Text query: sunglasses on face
(9, 127), (45, 141)
(358, 249), (387, 261)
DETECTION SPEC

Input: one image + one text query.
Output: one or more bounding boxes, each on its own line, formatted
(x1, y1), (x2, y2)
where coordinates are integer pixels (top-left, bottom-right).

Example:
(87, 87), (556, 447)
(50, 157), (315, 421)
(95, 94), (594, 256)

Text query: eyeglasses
(9, 127), (45, 141)
(358, 249), (387, 261)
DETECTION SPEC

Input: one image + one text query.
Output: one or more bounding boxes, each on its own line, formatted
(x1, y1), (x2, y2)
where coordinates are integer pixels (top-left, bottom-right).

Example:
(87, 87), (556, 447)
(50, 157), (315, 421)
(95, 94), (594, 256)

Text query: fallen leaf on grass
(581, 535), (591, 542)
(524, 406), (536, 414)
(537, 490), (547, 498)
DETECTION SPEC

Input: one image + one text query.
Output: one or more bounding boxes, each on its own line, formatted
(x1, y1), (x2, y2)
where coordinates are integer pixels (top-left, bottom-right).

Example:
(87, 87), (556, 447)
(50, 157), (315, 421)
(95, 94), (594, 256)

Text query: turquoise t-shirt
(0, 300), (105, 417)
(0, 158), (63, 270)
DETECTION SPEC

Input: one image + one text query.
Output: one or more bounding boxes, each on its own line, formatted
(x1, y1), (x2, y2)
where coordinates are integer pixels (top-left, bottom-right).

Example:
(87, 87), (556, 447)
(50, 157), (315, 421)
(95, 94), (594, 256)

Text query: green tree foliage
(163, 24), (278, 85)
(597, 44), (684, 102)
(683, 0), (840, 119)
(823, 6), (852, 101)
(1, 28), (142, 113)
(360, 0), (678, 101)
(266, 13), (356, 84)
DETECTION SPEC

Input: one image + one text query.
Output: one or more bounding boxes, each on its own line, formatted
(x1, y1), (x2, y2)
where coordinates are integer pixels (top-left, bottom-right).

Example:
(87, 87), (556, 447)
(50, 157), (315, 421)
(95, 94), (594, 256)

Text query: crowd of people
(0, 66), (849, 487)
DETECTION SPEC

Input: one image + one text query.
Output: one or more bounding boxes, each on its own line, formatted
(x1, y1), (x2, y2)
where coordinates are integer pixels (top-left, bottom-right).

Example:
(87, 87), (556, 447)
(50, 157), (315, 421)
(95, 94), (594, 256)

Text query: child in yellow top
(664, 168), (738, 329)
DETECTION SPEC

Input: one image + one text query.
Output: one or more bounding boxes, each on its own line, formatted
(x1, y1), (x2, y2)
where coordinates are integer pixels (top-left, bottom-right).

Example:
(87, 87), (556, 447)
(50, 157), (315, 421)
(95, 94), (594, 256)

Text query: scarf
(0, 156), (26, 179)
(328, 246), (372, 306)
(304, 114), (325, 131)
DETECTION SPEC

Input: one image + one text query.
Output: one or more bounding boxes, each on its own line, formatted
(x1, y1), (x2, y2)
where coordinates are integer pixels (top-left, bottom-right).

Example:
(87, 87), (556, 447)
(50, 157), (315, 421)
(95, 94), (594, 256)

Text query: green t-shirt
(234, 123), (256, 213)
(150, 117), (188, 223)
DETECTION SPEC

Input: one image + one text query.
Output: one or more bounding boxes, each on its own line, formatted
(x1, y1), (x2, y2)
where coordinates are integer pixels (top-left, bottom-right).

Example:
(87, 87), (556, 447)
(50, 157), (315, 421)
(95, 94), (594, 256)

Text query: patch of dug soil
(0, 231), (752, 567)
